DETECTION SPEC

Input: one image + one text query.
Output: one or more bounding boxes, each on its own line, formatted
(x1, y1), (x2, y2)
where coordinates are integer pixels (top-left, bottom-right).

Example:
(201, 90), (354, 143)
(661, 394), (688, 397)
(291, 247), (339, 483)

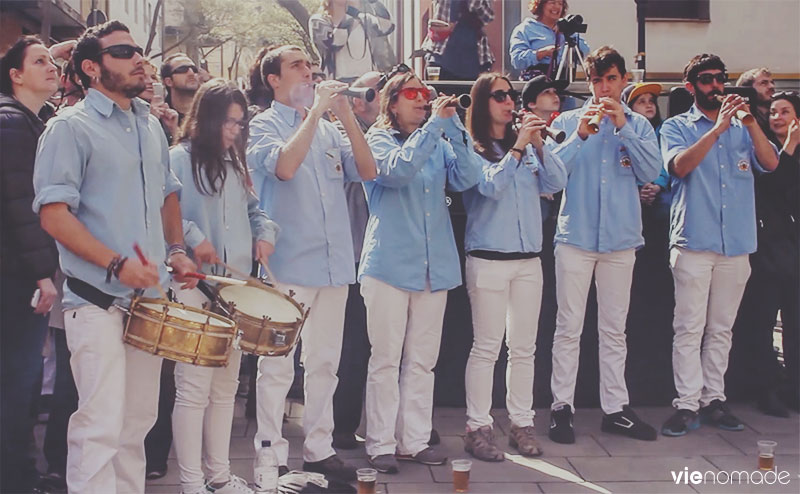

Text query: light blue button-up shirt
(463, 142), (567, 253)
(550, 98), (662, 253)
(359, 115), (482, 292)
(171, 143), (279, 276)
(661, 105), (777, 257)
(32, 89), (180, 309)
(509, 18), (590, 70)
(247, 101), (359, 287)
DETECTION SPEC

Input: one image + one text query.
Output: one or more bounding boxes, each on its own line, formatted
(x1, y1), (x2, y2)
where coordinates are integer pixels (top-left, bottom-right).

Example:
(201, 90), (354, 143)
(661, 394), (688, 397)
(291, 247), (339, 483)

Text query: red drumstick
(133, 243), (148, 265)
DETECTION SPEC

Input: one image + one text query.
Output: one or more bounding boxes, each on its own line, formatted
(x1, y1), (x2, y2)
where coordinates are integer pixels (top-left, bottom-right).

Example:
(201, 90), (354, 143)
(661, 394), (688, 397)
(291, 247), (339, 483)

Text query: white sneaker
(207, 475), (254, 494)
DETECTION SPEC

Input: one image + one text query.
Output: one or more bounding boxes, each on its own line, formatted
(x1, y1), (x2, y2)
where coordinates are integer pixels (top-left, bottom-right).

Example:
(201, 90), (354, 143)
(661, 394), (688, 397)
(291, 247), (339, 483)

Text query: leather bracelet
(510, 147), (525, 156)
(105, 255), (121, 283)
(113, 257), (128, 280)
(167, 243), (187, 258)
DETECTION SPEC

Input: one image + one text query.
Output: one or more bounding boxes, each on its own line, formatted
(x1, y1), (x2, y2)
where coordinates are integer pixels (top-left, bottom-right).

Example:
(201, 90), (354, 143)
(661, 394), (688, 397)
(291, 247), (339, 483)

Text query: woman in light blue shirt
(461, 73), (567, 462)
(169, 79), (278, 494)
(360, 71), (481, 474)
(509, 0), (589, 79)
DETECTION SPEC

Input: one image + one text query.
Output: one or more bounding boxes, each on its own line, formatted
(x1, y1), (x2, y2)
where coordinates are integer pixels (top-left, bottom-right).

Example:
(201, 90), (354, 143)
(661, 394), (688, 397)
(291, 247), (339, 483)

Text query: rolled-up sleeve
(660, 118), (689, 176)
(247, 190), (280, 245)
(33, 120), (84, 213)
(247, 116), (283, 180)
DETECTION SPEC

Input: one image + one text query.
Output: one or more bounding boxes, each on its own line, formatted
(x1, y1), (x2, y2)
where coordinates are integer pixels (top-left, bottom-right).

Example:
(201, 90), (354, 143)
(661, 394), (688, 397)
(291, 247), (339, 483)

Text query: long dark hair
(0, 35), (45, 95)
(179, 78), (249, 195)
(374, 71), (421, 138)
(467, 73), (516, 162)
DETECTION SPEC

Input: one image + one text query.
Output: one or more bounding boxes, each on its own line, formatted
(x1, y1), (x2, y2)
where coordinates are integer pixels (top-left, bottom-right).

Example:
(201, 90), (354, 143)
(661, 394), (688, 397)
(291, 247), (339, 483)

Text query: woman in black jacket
(0, 34), (60, 493)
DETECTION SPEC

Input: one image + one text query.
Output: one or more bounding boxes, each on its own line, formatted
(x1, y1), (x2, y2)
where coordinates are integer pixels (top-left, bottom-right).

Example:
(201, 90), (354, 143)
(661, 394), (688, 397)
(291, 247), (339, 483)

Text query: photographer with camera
(510, 0), (589, 80)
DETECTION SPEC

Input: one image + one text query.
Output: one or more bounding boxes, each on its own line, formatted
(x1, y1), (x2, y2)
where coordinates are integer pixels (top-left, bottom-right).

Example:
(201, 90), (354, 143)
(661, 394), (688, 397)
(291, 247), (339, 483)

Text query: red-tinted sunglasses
(399, 87), (431, 101)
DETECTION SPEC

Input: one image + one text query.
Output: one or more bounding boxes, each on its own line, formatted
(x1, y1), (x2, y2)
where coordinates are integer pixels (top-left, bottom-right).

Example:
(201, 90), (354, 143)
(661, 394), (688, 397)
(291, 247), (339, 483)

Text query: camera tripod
(555, 34), (589, 83)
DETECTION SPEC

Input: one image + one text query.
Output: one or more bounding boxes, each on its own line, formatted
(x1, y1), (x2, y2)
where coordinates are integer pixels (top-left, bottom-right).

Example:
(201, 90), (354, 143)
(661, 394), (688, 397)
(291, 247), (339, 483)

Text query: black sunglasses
(98, 44), (143, 59)
(377, 63), (411, 91)
(694, 72), (727, 85)
(489, 89), (519, 103)
(172, 64), (199, 75)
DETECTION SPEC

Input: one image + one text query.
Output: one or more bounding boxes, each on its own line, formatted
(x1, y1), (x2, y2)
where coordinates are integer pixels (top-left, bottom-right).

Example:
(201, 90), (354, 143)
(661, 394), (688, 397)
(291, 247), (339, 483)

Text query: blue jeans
(1, 275), (48, 492)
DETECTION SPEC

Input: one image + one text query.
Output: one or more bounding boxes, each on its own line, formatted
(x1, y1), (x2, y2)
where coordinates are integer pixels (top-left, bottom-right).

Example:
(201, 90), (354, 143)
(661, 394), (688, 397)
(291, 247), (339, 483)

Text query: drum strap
(67, 277), (116, 310)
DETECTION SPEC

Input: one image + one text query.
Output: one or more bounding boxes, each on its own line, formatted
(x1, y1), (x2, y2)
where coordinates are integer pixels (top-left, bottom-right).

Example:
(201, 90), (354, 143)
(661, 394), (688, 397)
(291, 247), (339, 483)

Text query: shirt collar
(272, 100), (302, 126)
(687, 104), (711, 123)
(85, 88), (151, 119)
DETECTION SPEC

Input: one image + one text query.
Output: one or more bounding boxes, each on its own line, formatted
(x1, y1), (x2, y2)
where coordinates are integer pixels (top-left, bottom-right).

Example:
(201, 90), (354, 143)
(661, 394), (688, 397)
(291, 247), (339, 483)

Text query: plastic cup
(757, 440), (777, 470)
(630, 69), (645, 83)
(357, 468), (377, 494)
(451, 459), (472, 492)
(427, 66), (441, 81)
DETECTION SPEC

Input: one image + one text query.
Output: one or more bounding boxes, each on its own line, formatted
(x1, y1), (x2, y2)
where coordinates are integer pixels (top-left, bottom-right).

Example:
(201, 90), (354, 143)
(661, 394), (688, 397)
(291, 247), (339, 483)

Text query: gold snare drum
(123, 297), (237, 367)
(213, 283), (308, 357)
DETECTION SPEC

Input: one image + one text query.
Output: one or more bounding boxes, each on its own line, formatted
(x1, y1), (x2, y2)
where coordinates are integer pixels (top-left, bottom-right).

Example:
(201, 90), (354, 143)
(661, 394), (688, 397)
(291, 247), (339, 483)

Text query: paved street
(113, 398), (800, 493)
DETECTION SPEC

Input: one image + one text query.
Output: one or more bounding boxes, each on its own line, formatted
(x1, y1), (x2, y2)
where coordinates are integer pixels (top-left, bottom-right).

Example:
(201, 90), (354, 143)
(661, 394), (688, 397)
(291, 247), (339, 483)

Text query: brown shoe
(509, 424), (542, 457)
(464, 425), (505, 462)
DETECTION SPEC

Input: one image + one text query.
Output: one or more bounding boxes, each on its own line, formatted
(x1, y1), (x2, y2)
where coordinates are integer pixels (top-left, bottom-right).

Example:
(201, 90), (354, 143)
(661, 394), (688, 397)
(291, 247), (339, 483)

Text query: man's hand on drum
(119, 258), (160, 289)
(170, 247), (202, 289)
(255, 240), (275, 269)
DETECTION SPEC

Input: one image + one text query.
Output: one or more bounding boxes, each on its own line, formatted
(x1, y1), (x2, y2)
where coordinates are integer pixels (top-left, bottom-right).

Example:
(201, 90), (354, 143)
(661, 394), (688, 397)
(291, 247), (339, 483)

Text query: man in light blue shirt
(246, 45), (376, 482)
(547, 47), (661, 445)
(32, 21), (196, 493)
(660, 54), (779, 437)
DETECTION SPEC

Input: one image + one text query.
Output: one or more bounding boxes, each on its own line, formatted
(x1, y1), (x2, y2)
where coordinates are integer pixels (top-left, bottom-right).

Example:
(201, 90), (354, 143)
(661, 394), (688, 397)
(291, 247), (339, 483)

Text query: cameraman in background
(510, 0), (589, 80)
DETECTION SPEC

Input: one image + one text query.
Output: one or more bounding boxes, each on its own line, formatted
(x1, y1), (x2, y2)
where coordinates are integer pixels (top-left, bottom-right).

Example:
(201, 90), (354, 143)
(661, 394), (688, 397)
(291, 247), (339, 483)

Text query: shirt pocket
(324, 147), (345, 182)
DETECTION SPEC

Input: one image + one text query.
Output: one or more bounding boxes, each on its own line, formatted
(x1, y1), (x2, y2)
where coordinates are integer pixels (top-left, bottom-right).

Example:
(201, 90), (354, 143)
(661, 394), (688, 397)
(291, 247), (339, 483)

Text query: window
(643, 0), (710, 21)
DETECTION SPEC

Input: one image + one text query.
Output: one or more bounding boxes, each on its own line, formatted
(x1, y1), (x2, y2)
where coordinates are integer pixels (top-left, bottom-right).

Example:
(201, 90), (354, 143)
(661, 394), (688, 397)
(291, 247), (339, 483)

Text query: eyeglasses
(98, 44), (144, 59)
(399, 87), (431, 101)
(694, 72), (727, 85)
(223, 118), (246, 130)
(377, 63), (411, 91)
(171, 64), (199, 75)
(489, 89), (519, 103)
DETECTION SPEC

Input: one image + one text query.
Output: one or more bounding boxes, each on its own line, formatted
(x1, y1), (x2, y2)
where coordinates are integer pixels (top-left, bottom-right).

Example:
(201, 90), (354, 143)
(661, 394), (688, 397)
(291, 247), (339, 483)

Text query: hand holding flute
(512, 112), (548, 153)
(714, 94), (754, 126)
(513, 110), (566, 144)
(581, 97), (627, 137)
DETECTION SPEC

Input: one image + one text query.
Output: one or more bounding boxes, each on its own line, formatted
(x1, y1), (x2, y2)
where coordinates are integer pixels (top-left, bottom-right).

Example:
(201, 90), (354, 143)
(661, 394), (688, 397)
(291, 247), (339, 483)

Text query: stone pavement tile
(567, 456), (717, 482)
(593, 431), (738, 457)
(433, 412), (469, 436)
(540, 480), (696, 493)
(494, 408), (607, 437)
(230, 436), (256, 459)
(386, 482), (542, 493)
(734, 406), (799, 435)
(535, 435), (609, 458)
(719, 431), (800, 455)
(146, 458), (180, 485)
(231, 416), (249, 438)
(282, 416), (306, 437)
(431, 456), (579, 483)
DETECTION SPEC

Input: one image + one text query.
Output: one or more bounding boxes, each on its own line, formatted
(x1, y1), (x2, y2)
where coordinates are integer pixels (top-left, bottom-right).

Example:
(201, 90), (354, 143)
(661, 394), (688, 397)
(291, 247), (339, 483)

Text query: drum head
(139, 302), (234, 328)
(218, 285), (301, 323)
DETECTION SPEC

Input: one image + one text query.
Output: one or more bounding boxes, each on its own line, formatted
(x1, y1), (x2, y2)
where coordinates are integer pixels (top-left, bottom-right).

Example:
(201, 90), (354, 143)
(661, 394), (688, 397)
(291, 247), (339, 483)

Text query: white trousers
(464, 256), (542, 431)
(254, 284), (348, 464)
(670, 247), (751, 411)
(171, 285), (242, 492)
(64, 304), (162, 494)
(550, 243), (635, 414)
(361, 276), (448, 457)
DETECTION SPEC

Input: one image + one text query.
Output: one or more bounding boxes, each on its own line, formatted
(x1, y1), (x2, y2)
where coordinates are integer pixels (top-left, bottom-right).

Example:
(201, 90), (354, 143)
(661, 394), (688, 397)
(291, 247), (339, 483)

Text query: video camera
(557, 14), (587, 37)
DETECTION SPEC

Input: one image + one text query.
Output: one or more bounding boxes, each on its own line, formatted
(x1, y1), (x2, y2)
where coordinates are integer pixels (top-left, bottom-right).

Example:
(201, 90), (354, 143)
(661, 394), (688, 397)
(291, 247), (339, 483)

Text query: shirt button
(425, 188), (430, 193)
(722, 205), (727, 208)
(426, 212), (430, 217)
(424, 260), (428, 265)
(602, 179), (607, 184)
(602, 160), (607, 163)
(321, 192), (326, 197)
(722, 184), (726, 188)
(126, 128), (131, 132)
(720, 165), (725, 168)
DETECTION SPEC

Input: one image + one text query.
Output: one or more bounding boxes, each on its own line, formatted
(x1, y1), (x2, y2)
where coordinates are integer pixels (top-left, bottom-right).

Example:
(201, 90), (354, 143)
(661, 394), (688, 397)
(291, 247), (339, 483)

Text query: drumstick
(183, 272), (248, 286)
(219, 261), (274, 285)
(133, 243), (169, 301)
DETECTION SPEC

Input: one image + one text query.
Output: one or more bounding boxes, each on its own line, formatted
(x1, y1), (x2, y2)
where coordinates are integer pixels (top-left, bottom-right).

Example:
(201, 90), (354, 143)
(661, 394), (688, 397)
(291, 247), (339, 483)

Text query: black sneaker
(429, 428), (441, 446)
(601, 405), (657, 441)
(548, 405), (575, 444)
(303, 454), (356, 482)
(699, 400), (744, 431)
(661, 409), (700, 437)
(758, 391), (790, 418)
(332, 431), (361, 450)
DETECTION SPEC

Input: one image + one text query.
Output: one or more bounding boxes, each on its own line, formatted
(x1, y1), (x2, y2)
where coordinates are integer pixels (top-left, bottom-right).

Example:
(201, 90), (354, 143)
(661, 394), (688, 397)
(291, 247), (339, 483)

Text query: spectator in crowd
(161, 52), (200, 121)
(247, 46), (274, 113)
(547, 46), (661, 445)
(730, 91), (799, 417)
(141, 57), (180, 141)
(247, 45), (376, 481)
(332, 70), (380, 450)
(360, 69), (480, 473)
(660, 54), (778, 437)
(309, 0), (395, 83)
(736, 67), (776, 135)
(0, 34), (60, 494)
(423, 0), (495, 81)
(510, 0), (589, 80)
(462, 72), (566, 462)
(54, 59), (84, 109)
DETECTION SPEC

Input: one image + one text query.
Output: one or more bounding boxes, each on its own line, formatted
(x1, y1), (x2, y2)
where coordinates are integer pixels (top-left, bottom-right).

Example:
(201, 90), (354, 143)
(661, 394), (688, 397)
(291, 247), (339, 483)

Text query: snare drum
(213, 283), (308, 357)
(123, 297), (237, 367)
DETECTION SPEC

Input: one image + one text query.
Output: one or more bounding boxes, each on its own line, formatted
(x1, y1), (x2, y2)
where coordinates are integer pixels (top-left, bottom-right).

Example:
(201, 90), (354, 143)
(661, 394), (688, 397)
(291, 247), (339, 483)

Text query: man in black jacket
(0, 35), (61, 493)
